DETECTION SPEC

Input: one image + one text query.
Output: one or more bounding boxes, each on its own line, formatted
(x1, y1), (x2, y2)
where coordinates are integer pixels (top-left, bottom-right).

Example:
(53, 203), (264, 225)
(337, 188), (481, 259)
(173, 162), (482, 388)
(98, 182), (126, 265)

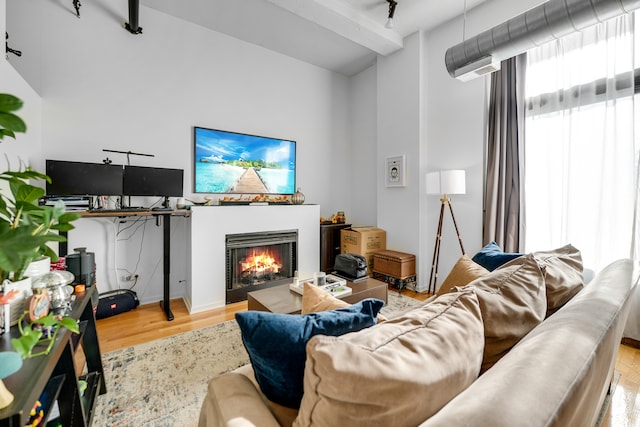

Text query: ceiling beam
(265, 0), (403, 56)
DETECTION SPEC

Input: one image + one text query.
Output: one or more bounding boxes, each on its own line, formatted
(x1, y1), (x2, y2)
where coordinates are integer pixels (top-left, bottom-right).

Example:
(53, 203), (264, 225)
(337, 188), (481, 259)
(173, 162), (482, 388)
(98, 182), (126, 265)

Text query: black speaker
(96, 290), (139, 319)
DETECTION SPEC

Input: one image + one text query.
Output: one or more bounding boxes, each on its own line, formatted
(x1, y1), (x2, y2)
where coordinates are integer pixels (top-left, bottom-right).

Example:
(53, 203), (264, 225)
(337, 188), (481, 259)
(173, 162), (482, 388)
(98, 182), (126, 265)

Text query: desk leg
(161, 215), (174, 321)
(60, 231), (68, 257)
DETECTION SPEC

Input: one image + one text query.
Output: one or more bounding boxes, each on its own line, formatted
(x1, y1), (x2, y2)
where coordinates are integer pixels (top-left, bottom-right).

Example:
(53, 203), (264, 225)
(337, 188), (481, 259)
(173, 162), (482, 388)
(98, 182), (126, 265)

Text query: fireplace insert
(225, 230), (298, 303)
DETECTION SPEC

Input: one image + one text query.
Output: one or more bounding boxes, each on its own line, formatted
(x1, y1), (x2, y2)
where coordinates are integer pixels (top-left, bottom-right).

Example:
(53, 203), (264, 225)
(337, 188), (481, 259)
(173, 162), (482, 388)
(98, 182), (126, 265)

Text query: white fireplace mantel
(186, 204), (320, 313)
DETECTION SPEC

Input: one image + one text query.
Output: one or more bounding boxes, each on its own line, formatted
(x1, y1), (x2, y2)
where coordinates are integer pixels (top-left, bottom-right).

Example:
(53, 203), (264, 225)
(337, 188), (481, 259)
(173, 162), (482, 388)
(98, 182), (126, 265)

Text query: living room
(2, 0), (640, 425)
(0, 0), (539, 306)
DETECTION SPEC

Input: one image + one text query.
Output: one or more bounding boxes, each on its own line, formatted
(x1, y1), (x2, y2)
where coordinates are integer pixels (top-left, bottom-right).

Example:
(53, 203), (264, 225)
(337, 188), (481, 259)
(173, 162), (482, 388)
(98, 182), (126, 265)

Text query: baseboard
(186, 298), (226, 314)
(622, 337), (640, 349)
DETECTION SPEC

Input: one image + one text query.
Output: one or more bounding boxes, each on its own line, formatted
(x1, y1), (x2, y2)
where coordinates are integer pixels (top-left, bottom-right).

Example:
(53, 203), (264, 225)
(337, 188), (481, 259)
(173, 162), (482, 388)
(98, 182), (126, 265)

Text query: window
(524, 12), (639, 270)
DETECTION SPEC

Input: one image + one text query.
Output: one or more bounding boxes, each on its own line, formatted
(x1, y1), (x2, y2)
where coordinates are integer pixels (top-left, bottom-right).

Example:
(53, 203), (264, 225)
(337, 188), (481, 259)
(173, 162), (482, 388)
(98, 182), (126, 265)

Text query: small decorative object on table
(291, 188), (305, 205)
(0, 289), (18, 335)
(320, 211), (347, 224)
(289, 273), (351, 297)
(0, 351), (22, 409)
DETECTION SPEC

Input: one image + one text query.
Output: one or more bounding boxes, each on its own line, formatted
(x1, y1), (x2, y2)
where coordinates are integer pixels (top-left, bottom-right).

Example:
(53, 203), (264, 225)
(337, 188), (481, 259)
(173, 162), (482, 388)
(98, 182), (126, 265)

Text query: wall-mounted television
(123, 166), (184, 197)
(46, 160), (124, 196)
(194, 127), (296, 194)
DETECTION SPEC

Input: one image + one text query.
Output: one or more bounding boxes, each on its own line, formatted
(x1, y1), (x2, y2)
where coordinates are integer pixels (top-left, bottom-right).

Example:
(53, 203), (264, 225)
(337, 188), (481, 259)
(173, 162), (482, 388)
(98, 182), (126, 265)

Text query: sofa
(199, 246), (638, 427)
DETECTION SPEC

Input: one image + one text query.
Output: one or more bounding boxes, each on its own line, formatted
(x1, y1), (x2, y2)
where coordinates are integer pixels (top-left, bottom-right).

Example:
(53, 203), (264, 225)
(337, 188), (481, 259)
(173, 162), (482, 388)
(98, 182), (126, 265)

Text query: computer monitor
(46, 160), (124, 196)
(123, 166), (184, 197)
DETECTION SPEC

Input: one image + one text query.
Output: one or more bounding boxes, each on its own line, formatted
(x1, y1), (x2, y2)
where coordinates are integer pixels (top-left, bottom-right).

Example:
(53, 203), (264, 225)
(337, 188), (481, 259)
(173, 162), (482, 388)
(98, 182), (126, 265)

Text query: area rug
(91, 291), (421, 427)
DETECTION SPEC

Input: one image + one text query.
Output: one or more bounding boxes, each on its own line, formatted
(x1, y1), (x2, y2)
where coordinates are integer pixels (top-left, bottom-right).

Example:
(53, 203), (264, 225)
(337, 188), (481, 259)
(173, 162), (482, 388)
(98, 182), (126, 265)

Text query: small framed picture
(385, 155), (406, 187)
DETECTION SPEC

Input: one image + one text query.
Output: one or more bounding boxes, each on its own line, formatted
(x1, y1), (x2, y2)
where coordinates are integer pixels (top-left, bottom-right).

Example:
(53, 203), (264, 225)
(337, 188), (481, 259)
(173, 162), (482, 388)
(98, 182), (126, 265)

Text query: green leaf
(10, 337), (30, 358)
(51, 223), (76, 232)
(4, 169), (49, 182)
(41, 245), (58, 261)
(59, 317), (80, 333)
(0, 112), (27, 133)
(13, 183), (45, 204)
(11, 330), (43, 358)
(37, 313), (57, 327)
(0, 129), (16, 139)
(0, 94), (23, 112)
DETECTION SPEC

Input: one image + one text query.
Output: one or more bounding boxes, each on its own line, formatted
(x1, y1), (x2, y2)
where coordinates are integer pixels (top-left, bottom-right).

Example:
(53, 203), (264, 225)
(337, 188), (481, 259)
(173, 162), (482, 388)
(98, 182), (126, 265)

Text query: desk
(61, 209), (190, 321)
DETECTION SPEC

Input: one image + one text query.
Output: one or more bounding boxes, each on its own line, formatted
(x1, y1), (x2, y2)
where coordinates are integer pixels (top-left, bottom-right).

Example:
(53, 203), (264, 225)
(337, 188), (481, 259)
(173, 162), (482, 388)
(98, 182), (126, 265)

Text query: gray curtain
(483, 54), (526, 253)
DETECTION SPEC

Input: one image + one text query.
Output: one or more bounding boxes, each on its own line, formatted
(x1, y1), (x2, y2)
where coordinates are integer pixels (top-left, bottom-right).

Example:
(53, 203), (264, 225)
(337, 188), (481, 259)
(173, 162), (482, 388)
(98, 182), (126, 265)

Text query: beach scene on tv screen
(195, 128), (296, 194)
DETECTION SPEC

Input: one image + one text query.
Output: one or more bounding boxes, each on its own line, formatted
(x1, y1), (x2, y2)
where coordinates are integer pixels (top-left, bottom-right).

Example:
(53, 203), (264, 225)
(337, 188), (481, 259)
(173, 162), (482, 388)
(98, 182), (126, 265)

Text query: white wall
(5, 0), (351, 304)
(0, 0), (42, 172)
(376, 32), (424, 288)
(344, 0), (544, 291)
(419, 0), (543, 289)
(347, 64), (377, 227)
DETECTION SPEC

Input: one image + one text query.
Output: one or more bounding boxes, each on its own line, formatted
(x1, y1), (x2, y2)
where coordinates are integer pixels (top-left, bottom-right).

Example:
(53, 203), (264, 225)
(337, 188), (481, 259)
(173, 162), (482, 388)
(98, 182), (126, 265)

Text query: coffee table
(247, 277), (388, 314)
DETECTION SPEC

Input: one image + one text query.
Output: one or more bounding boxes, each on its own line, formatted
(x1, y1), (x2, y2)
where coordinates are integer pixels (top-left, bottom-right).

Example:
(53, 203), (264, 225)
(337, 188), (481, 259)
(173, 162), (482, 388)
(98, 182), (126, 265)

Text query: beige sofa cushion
(532, 244), (584, 316)
(293, 289), (484, 427)
(461, 254), (547, 373)
(198, 372), (281, 427)
(437, 254), (490, 296)
(421, 259), (635, 427)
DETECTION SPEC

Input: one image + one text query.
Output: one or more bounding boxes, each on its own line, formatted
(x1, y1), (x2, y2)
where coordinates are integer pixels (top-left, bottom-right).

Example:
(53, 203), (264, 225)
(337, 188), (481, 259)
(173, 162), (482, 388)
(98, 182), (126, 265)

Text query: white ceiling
(140, 0), (487, 76)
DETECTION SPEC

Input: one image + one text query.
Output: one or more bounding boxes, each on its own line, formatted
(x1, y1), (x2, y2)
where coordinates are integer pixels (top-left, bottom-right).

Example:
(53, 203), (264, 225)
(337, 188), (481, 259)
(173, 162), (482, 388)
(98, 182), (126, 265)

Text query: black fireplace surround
(225, 230), (298, 303)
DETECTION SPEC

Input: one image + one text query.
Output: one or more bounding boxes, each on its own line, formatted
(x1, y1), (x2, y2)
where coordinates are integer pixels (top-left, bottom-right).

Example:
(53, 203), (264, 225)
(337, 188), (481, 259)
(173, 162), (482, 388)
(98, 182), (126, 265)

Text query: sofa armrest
(421, 259), (635, 427)
(199, 372), (281, 427)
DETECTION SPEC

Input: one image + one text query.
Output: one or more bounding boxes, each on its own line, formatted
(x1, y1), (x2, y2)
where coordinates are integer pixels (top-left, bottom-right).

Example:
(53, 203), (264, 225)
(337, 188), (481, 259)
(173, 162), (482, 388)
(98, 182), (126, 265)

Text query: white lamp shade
(426, 170), (466, 195)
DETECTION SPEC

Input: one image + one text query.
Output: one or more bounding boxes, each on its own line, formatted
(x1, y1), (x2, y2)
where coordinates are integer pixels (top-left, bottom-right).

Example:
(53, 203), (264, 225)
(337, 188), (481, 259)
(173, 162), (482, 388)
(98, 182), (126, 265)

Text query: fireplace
(226, 230), (298, 303)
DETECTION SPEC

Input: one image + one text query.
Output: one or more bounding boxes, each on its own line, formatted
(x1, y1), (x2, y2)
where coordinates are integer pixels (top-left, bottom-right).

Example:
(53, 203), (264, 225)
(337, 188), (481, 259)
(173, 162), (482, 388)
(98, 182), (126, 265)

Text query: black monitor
(46, 160), (124, 196)
(123, 166), (184, 197)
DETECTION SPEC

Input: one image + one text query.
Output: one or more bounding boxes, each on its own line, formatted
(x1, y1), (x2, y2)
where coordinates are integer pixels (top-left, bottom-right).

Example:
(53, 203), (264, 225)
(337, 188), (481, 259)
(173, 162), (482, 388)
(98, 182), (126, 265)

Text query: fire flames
(240, 249), (282, 277)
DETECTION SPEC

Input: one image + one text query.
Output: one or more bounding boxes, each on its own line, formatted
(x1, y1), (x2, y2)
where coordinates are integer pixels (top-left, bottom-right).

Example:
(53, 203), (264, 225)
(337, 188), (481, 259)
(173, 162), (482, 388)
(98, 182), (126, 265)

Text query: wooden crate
(372, 250), (416, 279)
(373, 272), (416, 291)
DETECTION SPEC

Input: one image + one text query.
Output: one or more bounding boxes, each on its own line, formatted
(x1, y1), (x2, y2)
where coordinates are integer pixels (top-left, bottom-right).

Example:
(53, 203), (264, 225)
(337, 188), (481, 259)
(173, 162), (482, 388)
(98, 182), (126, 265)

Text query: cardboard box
(373, 250), (416, 279)
(340, 227), (386, 273)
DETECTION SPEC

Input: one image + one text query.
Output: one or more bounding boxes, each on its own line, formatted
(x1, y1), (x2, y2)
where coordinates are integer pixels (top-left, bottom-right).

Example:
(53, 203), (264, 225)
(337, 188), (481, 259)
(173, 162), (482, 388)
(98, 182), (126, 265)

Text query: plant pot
(24, 256), (51, 279)
(2, 277), (33, 326)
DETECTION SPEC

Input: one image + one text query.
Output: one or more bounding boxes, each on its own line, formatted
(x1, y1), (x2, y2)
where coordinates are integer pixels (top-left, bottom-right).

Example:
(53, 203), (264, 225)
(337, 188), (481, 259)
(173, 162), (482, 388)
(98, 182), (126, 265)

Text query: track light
(385, 0), (397, 29)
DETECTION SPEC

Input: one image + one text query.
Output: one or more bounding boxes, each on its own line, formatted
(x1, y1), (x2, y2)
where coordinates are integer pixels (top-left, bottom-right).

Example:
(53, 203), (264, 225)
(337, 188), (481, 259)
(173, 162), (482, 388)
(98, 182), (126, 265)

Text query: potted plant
(0, 93), (80, 356)
(11, 311), (80, 359)
(0, 93), (26, 140)
(0, 168), (79, 282)
(0, 93), (79, 283)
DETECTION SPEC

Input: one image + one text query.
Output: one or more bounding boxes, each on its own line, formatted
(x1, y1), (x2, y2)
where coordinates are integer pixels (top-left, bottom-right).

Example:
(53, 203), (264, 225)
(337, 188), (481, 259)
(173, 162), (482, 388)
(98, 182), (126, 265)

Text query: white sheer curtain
(524, 12), (639, 271)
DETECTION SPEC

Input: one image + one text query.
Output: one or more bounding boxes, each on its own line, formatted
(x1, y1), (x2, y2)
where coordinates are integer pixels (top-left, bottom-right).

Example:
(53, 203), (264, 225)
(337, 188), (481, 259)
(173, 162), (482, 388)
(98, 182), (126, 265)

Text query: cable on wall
(5, 32), (22, 60)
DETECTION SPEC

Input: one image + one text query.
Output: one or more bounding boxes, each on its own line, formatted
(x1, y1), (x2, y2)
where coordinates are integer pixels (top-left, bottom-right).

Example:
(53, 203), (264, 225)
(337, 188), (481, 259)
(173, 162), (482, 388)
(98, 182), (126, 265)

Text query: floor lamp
(426, 170), (466, 294)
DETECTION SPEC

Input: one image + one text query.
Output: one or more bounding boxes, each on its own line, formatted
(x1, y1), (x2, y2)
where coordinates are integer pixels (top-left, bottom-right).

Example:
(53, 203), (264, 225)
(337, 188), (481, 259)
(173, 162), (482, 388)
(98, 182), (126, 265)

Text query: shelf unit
(0, 286), (105, 426)
(320, 223), (351, 273)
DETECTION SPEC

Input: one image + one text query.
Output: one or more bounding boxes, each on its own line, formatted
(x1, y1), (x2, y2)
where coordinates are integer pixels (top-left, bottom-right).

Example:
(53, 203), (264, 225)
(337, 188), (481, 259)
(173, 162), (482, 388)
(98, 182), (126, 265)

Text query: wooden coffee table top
(247, 277), (388, 314)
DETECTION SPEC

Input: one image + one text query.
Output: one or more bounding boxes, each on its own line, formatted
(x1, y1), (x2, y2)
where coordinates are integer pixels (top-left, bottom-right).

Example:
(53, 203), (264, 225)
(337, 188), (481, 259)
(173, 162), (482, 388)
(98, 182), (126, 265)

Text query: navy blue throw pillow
(471, 241), (522, 271)
(235, 298), (384, 408)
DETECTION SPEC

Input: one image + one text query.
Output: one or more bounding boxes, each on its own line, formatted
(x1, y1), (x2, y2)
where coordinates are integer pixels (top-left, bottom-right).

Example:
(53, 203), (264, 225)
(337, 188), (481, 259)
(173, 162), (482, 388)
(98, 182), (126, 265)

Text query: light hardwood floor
(96, 288), (640, 426)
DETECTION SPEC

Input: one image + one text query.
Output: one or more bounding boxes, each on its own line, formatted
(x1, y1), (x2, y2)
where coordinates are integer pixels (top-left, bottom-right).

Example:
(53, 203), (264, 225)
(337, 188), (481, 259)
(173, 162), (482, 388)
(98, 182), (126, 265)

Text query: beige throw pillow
(301, 282), (387, 322)
(437, 255), (490, 296)
(293, 289), (485, 427)
(460, 254), (547, 373)
(301, 281), (350, 314)
(532, 244), (584, 316)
